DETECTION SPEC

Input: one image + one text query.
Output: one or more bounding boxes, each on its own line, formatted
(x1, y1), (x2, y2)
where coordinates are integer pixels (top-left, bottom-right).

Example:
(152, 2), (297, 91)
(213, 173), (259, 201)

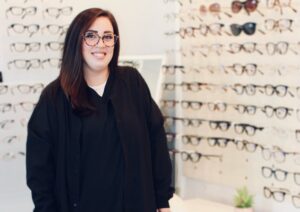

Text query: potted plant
(234, 186), (254, 212)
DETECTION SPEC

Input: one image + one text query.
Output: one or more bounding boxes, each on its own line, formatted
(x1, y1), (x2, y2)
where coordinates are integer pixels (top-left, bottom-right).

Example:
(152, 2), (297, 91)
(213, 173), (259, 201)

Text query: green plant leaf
(234, 186), (254, 208)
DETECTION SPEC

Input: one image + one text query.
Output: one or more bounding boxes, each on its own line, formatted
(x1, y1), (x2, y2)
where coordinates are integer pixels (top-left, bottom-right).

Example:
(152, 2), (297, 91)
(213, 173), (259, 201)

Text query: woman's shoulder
(116, 65), (145, 85)
(116, 65), (139, 77)
(40, 78), (64, 102)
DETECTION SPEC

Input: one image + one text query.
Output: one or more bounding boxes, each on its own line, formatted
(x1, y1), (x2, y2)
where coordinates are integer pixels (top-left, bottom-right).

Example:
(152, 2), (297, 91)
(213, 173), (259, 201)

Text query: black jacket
(26, 66), (174, 212)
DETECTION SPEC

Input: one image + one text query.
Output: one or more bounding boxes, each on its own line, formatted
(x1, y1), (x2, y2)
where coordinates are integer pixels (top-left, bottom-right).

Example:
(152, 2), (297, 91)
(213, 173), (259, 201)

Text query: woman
(26, 8), (174, 212)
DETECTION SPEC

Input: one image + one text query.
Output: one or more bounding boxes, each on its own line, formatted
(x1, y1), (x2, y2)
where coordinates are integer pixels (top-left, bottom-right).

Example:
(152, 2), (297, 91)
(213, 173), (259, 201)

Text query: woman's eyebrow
(86, 30), (113, 34)
(103, 30), (113, 33)
(86, 29), (98, 33)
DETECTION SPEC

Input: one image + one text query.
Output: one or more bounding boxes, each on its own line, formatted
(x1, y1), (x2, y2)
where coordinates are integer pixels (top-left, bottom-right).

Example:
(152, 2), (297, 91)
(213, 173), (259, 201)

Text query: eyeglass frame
(6, 6), (37, 19)
(10, 42), (41, 52)
(266, 0), (297, 15)
(263, 186), (300, 208)
(261, 166), (300, 184)
(82, 30), (119, 47)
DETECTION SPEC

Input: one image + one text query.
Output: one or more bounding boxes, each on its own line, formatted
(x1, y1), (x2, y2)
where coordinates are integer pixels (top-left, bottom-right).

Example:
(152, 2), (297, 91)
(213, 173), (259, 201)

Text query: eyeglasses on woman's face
(82, 30), (118, 47)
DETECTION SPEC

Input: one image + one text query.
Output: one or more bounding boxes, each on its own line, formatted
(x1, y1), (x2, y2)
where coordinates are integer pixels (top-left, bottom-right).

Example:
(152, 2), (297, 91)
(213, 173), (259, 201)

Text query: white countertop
(169, 194), (235, 212)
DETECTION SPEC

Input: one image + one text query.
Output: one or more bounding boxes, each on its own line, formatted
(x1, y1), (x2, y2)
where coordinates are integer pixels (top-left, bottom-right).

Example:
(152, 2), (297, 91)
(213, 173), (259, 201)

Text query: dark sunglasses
(230, 22), (256, 36)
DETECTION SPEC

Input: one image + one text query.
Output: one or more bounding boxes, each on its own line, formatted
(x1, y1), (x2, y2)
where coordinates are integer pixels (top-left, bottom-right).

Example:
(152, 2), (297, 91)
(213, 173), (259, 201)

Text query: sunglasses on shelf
(231, 0), (263, 16)
(230, 22), (257, 36)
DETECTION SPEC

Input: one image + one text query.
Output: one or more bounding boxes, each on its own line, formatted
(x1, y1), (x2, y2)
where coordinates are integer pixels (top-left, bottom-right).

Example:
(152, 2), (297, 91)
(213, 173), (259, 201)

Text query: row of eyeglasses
(162, 82), (299, 98)
(4, 0), (64, 3)
(5, 6), (73, 19)
(0, 102), (36, 113)
(163, 116), (299, 139)
(0, 83), (45, 95)
(7, 24), (69, 37)
(165, 19), (295, 37)
(163, 0), (297, 16)
(160, 99), (300, 120)
(167, 132), (299, 146)
(161, 64), (300, 76)
(7, 58), (62, 70)
(164, 116), (265, 135)
(166, 133), (300, 163)
(164, 41), (300, 57)
(9, 41), (63, 52)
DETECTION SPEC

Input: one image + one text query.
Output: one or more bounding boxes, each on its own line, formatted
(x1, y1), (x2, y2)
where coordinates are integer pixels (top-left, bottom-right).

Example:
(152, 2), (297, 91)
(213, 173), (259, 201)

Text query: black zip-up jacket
(26, 66), (174, 212)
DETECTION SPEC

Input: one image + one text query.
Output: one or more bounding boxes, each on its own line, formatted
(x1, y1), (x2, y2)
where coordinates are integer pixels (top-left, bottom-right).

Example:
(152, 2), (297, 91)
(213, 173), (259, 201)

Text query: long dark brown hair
(59, 8), (120, 112)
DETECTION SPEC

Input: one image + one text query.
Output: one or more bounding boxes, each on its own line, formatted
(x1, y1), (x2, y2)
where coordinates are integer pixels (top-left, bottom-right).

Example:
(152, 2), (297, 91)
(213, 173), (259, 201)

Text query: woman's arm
(147, 96), (174, 208)
(133, 68), (174, 209)
(26, 90), (57, 212)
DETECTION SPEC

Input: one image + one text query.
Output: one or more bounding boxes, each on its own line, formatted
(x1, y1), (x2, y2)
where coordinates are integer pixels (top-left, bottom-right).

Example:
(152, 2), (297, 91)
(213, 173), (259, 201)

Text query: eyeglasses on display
(8, 23), (40, 37)
(162, 65), (185, 74)
(199, 3), (232, 19)
(263, 186), (300, 208)
(6, 6), (37, 19)
(234, 123), (264, 136)
(43, 6), (73, 19)
(230, 22), (257, 36)
(231, 0), (263, 16)
(266, 0), (297, 15)
(261, 145), (300, 163)
(0, 151), (25, 161)
(0, 102), (36, 113)
(11, 83), (44, 94)
(10, 42), (41, 52)
(262, 166), (300, 185)
(44, 41), (64, 51)
(169, 149), (223, 163)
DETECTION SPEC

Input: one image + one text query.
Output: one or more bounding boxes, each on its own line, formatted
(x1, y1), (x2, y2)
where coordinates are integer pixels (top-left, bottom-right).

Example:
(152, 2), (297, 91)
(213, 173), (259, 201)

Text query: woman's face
(82, 16), (115, 74)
